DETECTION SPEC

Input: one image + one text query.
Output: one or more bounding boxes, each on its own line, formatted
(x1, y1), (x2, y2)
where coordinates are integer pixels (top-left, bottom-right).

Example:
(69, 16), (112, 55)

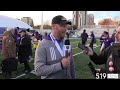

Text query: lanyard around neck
(50, 33), (65, 57)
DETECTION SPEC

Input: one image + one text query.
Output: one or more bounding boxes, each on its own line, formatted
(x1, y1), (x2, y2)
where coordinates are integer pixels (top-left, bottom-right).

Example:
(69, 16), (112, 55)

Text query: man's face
(104, 34), (109, 38)
(115, 26), (120, 42)
(20, 32), (25, 37)
(52, 24), (67, 39)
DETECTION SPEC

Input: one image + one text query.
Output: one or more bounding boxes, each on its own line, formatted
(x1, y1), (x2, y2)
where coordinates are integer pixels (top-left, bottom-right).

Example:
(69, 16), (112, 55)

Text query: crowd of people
(1, 27), (45, 78)
(1, 15), (120, 79)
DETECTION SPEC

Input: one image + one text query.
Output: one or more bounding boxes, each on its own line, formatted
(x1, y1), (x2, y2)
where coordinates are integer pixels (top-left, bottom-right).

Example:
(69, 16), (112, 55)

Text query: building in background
(86, 14), (95, 25)
(21, 17), (34, 27)
(73, 11), (87, 29)
(112, 16), (120, 22)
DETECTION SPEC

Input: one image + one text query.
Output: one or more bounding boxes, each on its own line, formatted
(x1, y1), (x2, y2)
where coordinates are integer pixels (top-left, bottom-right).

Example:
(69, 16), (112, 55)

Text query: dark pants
(1, 58), (18, 78)
(82, 41), (86, 45)
(23, 60), (31, 71)
(18, 56), (31, 71)
(89, 42), (94, 50)
(4, 71), (12, 79)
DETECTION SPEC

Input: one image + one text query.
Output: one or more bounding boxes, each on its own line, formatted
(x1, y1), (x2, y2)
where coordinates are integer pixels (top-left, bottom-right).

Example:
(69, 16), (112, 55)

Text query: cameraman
(83, 26), (120, 74)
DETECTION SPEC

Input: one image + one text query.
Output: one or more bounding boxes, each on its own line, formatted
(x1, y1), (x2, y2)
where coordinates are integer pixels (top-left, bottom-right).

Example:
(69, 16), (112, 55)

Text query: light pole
(40, 11), (43, 30)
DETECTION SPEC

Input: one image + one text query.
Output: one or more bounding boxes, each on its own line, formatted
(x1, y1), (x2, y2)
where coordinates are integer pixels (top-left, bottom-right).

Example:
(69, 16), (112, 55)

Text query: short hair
(19, 30), (26, 33)
(83, 29), (86, 32)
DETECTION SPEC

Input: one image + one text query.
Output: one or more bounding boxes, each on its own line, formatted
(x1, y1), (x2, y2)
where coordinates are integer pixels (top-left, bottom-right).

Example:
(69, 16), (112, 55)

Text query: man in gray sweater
(34, 15), (76, 79)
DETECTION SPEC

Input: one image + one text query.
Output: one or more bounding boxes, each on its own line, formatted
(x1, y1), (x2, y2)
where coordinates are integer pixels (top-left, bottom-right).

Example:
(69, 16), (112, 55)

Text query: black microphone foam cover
(64, 39), (70, 45)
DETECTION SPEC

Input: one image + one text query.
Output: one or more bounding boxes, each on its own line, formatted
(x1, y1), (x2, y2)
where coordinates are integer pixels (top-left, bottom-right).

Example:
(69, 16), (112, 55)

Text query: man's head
(91, 31), (93, 33)
(104, 31), (109, 38)
(51, 15), (71, 40)
(115, 26), (120, 42)
(6, 27), (14, 34)
(83, 29), (86, 32)
(15, 27), (19, 30)
(104, 29), (109, 33)
(27, 28), (30, 32)
(19, 30), (26, 37)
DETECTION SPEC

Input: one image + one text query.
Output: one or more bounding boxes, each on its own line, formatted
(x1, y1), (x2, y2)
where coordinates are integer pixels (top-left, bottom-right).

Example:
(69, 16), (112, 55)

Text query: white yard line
(73, 52), (83, 57)
(11, 73), (26, 79)
(11, 70), (35, 79)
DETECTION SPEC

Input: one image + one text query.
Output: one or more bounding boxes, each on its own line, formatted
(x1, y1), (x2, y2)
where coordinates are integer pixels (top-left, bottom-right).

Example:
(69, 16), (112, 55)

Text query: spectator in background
(89, 31), (95, 50)
(26, 28), (33, 59)
(100, 31), (107, 46)
(32, 31), (41, 50)
(26, 28), (32, 36)
(14, 27), (20, 57)
(100, 31), (113, 53)
(2, 27), (17, 78)
(18, 30), (31, 73)
(81, 29), (88, 45)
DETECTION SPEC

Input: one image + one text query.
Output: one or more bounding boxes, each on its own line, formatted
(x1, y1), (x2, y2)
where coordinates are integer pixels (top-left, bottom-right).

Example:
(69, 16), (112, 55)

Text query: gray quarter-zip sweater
(34, 35), (76, 79)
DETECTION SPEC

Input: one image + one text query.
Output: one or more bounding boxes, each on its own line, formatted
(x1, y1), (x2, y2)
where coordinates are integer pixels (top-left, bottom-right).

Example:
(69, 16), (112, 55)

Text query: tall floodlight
(40, 11), (43, 30)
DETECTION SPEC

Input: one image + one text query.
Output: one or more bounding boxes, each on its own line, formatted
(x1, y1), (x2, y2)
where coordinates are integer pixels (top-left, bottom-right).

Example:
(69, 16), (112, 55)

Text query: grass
(0, 38), (103, 79)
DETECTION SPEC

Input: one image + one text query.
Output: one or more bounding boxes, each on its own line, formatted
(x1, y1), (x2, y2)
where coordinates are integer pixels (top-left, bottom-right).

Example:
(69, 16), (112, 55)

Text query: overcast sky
(0, 11), (72, 25)
(0, 11), (120, 25)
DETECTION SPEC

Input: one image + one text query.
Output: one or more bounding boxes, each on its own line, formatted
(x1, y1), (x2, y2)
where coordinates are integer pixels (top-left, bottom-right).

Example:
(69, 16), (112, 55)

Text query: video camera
(78, 43), (89, 51)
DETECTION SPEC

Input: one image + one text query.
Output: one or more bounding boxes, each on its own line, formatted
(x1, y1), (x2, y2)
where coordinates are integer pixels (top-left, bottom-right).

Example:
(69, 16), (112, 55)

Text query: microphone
(64, 39), (71, 79)
(64, 39), (71, 58)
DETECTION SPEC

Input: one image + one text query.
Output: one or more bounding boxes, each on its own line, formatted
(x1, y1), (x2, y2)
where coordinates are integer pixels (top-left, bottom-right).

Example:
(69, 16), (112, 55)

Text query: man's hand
(95, 69), (101, 73)
(82, 46), (94, 55)
(61, 57), (70, 69)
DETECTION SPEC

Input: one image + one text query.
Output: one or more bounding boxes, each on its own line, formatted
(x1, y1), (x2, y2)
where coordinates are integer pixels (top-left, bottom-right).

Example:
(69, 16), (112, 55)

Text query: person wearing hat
(18, 30), (32, 73)
(2, 27), (17, 78)
(34, 15), (76, 79)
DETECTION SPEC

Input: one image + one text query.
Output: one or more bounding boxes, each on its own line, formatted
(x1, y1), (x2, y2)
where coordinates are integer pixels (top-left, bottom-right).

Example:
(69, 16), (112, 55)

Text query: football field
(0, 38), (103, 79)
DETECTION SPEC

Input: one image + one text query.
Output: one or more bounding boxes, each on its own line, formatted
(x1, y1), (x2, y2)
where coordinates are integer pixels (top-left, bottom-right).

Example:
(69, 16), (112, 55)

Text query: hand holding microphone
(61, 57), (70, 69)
(60, 39), (71, 69)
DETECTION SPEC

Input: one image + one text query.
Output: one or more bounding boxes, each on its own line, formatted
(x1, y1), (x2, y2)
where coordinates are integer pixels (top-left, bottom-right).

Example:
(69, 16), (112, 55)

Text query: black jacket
(89, 46), (120, 73)
(18, 34), (32, 58)
(81, 32), (88, 42)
